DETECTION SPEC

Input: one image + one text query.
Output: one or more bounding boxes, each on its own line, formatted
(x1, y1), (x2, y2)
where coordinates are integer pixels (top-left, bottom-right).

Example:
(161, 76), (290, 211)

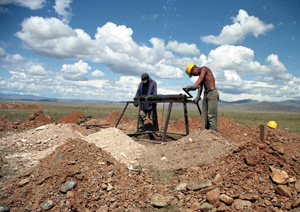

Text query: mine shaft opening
(129, 131), (185, 144)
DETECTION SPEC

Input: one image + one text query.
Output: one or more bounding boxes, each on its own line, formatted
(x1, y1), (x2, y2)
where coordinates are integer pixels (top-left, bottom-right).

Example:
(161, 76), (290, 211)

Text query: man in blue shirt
(134, 73), (158, 131)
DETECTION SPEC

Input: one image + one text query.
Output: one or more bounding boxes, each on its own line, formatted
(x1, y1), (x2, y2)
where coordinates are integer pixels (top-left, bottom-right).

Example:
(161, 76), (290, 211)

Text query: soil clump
(19, 110), (54, 129)
(0, 115), (12, 131)
(57, 111), (85, 124)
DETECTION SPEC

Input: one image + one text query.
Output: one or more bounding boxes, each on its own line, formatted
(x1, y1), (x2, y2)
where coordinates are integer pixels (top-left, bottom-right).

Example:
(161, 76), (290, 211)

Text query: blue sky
(0, 0), (299, 102)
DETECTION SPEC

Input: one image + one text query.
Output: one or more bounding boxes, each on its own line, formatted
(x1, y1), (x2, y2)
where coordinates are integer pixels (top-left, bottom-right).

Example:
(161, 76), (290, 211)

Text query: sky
(0, 0), (299, 102)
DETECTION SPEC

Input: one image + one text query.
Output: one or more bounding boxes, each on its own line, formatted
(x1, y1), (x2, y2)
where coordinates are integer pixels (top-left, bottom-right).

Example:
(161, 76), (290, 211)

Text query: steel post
(162, 102), (173, 142)
(183, 102), (189, 135)
(115, 102), (129, 127)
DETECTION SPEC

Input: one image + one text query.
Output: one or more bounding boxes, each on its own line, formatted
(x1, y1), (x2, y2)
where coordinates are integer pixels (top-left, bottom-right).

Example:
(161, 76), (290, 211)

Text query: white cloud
(28, 64), (48, 76)
(155, 61), (183, 79)
(166, 40), (200, 56)
(60, 60), (91, 81)
(15, 17), (78, 58)
(15, 18), (183, 79)
(91, 70), (105, 78)
(53, 0), (72, 24)
(0, 0), (46, 10)
(201, 9), (274, 45)
(206, 45), (261, 75)
(264, 54), (292, 81)
(0, 47), (24, 63)
(11, 16), (299, 101)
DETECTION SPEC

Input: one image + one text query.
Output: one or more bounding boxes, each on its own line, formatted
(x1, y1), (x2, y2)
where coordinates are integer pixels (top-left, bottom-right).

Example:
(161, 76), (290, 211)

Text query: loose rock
(206, 188), (220, 205)
(60, 179), (77, 193)
(275, 185), (292, 198)
(40, 200), (54, 211)
(150, 194), (171, 208)
(270, 166), (289, 184)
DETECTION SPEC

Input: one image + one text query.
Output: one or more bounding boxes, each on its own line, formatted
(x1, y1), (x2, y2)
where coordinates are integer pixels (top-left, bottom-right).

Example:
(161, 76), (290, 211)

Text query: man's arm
(135, 83), (142, 98)
(151, 80), (157, 95)
(197, 82), (203, 97)
(194, 67), (208, 98)
(194, 67), (208, 87)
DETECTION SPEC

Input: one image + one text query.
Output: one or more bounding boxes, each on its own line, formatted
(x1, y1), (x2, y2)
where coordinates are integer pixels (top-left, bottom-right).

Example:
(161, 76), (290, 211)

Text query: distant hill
(0, 93), (112, 103)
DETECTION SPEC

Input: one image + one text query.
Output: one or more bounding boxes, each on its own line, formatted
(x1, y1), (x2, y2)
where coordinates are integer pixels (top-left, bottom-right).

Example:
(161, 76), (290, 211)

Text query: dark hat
(141, 73), (149, 83)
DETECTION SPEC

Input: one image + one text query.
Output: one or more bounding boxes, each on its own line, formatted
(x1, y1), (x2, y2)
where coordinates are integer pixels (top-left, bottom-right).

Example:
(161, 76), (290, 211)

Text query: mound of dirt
(0, 139), (157, 211)
(138, 129), (236, 170)
(170, 131), (300, 211)
(0, 124), (92, 179)
(83, 118), (111, 126)
(19, 110), (54, 129)
(0, 115), (12, 131)
(0, 103), (47, 109)
(57, 111), (85, 124)
(84, 127), (145, 169)
(104, 110), (129, 125)
(168, 116), (201, 132)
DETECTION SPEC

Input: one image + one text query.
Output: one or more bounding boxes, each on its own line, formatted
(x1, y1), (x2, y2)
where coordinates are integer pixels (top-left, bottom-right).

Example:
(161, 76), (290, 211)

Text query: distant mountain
(0, 93), (112, 103)
(274, 100), (300, 106)
(0, 93), (46, 101)
(229, 99), (259, 104)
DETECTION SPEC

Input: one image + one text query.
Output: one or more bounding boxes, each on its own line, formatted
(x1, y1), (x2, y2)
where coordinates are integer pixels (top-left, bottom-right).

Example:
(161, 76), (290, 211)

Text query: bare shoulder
(200, 66), (211, 74)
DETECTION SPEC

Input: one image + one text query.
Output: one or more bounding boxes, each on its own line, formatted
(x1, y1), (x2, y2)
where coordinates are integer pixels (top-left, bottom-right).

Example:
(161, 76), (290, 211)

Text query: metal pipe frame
(115, 99), (199, 142)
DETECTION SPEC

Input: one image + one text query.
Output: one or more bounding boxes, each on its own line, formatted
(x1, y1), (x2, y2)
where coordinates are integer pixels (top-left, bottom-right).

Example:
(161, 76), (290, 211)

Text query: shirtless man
(185, 64), (219, 131)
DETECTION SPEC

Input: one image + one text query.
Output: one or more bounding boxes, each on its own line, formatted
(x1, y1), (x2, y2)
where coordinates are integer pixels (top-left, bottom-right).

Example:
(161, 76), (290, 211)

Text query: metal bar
(134, 94), (187, 102)
(152, 104), (159, 131)
(162, 102), (173, 142)
(182, 88), (193, 98)
(130, 100), (194, 103)
(183, 102), (189, 135)
(115, 102), (129, 127)
(136, 106), (141, 133)
(196, 101), (202, 116)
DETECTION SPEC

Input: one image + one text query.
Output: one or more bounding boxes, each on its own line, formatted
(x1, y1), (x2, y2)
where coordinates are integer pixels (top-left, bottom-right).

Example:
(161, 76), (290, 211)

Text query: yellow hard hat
(185, 64), (195, 78)
(267, 121), (277, 130)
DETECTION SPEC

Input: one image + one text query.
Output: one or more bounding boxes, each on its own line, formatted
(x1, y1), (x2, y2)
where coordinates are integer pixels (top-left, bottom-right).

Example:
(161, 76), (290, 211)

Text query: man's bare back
(191, 66), (216, 96)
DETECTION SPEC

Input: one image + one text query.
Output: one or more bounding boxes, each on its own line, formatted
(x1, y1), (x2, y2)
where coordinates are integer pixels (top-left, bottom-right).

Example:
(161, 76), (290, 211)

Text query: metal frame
(115, 90), (201, 142)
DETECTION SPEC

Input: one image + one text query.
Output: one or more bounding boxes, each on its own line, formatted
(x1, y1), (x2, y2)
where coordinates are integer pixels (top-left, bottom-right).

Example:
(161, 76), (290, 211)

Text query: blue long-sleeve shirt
(134, 78), (157, 110)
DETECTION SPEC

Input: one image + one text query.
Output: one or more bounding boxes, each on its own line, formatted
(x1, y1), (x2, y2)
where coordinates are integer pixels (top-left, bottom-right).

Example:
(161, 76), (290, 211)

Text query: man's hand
(193, 95), (201, 104)
(185, 85), (198, 91)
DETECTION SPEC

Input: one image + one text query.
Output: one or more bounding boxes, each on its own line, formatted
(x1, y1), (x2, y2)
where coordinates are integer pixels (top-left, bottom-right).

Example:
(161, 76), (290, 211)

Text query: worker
(134, 73), (158, 131)
(184, 64), (219, 131)
(267, 121), (277, 129)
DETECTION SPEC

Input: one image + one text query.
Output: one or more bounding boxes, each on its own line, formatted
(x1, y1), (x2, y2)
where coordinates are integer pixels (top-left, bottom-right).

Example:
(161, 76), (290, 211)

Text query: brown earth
(19, 110), (54, 129)
(0, 103), (47, 109)
(0, 115), (13, 131)
(57, 111), (85, 124)
(0, 108), (300, 211)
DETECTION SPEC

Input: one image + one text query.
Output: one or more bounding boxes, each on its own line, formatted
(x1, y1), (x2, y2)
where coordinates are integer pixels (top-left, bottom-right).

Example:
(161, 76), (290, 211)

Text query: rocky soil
(0, 105), (299, 211)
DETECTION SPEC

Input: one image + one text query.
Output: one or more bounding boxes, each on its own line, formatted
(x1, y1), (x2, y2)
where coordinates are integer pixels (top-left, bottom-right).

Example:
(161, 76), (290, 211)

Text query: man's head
(185, 64), (196, 78)
(141, 73), (149, 84)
